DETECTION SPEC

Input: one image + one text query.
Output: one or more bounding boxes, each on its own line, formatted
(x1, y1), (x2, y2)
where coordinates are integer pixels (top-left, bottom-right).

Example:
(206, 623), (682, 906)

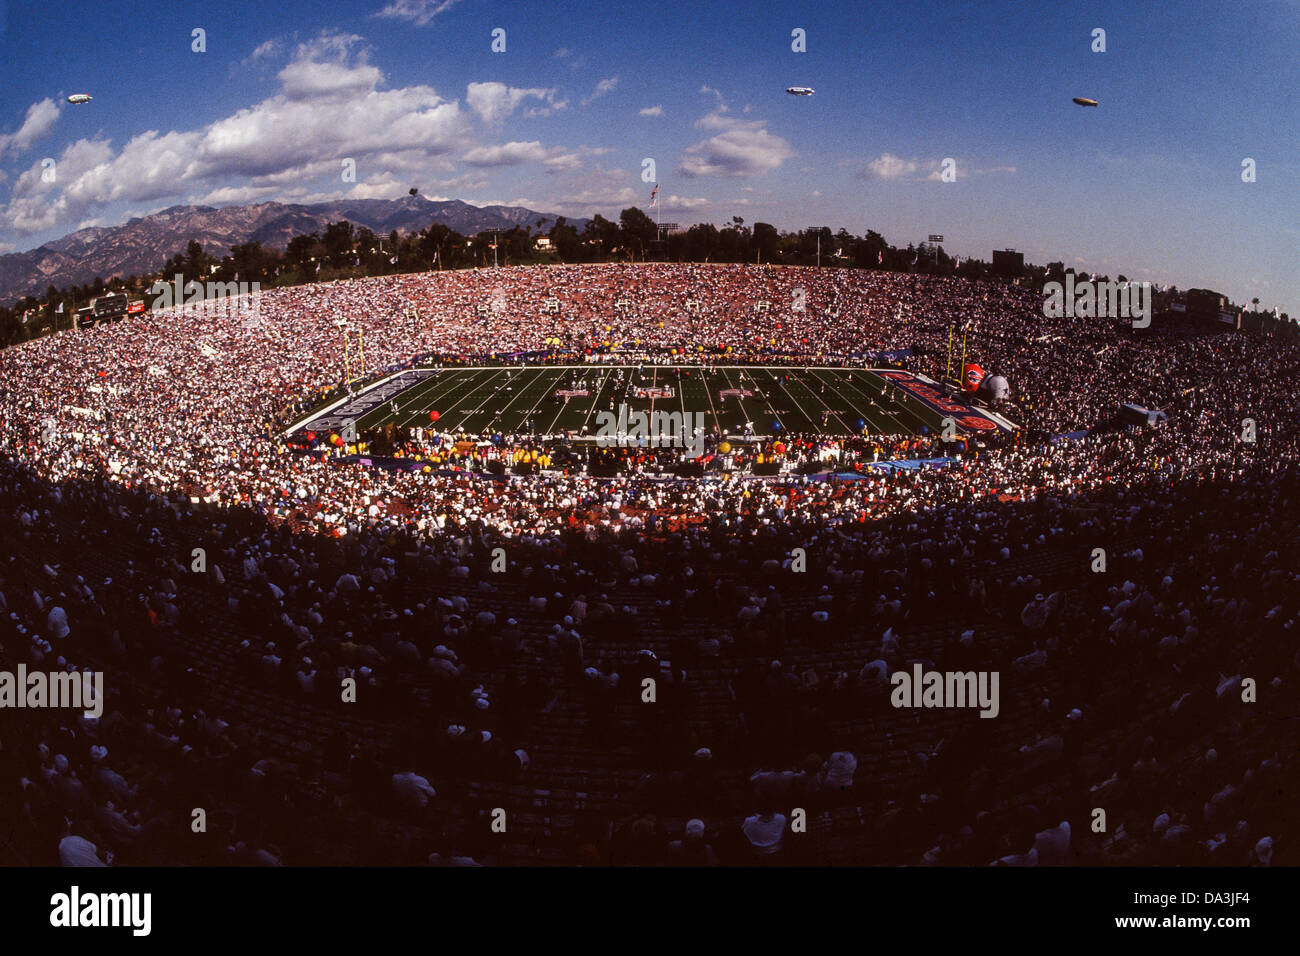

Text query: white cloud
(238, 38), (283, 69)
(638, 105), (663, 117)
(374, 0), (461, 27)
(277, 33), (382, 101)
(863, 153), (919, 181)
(467, 82), (564, 124)
(197, 184), (282, 205)
(4, 137), (114, 233)
(0, 29), (620, 243)
(0, 31), (469, 236)
(862, 153), (988, 182)
(678, 106), (792, 178)
(663, 194), (710, 209)
(0, 98), (60, 157)
(462, 141), (581, 171)
(249, 39), (280, 60)
(582, 76), (619, 106)
(345, 177), (410, 200)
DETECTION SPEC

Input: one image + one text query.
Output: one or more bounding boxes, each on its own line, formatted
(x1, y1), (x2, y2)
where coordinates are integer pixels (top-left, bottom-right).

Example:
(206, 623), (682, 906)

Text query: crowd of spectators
(0, 263), (1295, 866)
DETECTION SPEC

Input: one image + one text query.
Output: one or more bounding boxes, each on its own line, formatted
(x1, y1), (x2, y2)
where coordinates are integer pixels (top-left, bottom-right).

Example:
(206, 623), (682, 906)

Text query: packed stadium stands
(1, 264), (1295, 866)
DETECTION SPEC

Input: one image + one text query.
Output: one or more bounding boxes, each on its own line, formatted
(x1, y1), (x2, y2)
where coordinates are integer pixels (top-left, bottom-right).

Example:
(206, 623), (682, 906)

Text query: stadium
(0, 6), (1297, 930)
(2, 259), (1297, 874)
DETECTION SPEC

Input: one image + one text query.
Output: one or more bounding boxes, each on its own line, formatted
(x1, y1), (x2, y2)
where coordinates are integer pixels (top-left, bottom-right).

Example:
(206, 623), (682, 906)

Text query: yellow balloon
(719, 441), (732, 454)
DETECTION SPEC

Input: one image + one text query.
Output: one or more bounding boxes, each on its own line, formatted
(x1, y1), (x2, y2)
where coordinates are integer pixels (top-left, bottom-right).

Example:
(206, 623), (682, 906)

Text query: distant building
(1186, 288), (1239, 329)
(1186, 288), (1226, 317)
(992, 249), (1024, 277)
(535, 236), (553, 251)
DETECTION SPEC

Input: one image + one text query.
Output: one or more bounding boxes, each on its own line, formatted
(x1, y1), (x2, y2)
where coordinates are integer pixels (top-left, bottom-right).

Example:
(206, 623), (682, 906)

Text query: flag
(649, 185), (658, 207)
(56, 302), (64, 313)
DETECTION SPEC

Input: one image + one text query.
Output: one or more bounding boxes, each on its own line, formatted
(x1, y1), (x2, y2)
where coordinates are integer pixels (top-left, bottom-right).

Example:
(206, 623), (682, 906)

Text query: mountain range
(0, 196), (588, 305)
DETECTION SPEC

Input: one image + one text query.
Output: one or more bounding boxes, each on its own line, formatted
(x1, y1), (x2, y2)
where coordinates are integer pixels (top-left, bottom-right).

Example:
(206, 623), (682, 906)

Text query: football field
(314, 365), (1011, 439)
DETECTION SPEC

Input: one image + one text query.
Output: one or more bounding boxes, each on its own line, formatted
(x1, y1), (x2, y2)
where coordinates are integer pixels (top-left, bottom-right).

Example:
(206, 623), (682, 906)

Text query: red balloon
(429, 410), (440, 422)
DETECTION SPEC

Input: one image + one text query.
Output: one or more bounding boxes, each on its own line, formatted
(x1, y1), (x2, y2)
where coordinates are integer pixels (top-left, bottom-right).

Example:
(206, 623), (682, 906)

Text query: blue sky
(0, 0), (1297, 312)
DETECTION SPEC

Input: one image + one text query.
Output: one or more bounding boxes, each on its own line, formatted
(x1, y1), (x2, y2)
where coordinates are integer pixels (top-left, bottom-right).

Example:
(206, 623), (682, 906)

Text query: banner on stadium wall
(874, 369), (1013, 433)
(846, 348), (915, 362)
(963, 363), (985, 392)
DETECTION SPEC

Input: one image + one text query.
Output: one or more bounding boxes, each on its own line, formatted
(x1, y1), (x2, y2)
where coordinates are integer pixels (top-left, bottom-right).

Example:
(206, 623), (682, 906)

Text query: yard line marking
(441, 368), (510, 433)
(484, 366), (552, 434)
(579, 366), (614, 430)
(774, 371), (831, 435)
(821, 368), (909, 436)
(850, 368), (935, 434)
(790, 369), (856, 434)
(539, 367), (578, 436)
(396, 368), (490, 429)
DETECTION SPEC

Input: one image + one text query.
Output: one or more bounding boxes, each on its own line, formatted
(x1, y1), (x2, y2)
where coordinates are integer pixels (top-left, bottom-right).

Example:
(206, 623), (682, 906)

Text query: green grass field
(327, 365), (1002, 439)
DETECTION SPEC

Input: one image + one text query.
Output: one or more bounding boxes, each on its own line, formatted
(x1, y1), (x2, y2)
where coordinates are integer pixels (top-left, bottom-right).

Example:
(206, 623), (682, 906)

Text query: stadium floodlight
(807, 226), (827, 267)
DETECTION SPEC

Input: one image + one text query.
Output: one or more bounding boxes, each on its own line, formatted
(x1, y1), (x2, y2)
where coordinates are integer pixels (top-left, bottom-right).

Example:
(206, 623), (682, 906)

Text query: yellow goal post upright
(339, 321), (367, 387)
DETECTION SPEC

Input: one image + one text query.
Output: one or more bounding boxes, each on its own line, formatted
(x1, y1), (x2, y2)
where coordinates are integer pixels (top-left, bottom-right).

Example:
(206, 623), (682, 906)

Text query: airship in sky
(786, 86), (815, 96)
(1072, 97), (1098, 107)
(66, 94), (92, 104)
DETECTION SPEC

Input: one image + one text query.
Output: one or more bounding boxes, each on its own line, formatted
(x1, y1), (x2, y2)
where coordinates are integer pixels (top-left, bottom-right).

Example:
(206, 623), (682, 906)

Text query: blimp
(66, 94), (92, 104)
(1072, 97), (1098, 107)
(786, 86), (815, 96)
